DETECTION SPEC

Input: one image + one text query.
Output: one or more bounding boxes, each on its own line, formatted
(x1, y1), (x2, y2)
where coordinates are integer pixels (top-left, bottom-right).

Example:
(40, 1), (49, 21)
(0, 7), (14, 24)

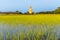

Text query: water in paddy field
(0, 15), (60, 40)
(0, 22), (60, 40)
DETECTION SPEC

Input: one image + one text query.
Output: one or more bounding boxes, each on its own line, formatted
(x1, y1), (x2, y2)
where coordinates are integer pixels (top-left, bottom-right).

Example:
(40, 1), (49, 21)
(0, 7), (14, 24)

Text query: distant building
(28, 6), (33, 14)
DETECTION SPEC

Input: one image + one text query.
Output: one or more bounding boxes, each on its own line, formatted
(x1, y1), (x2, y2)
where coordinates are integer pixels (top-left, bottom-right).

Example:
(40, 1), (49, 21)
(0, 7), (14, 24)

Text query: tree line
(0, 7), (60, 15)
(17, 7), (60, 14)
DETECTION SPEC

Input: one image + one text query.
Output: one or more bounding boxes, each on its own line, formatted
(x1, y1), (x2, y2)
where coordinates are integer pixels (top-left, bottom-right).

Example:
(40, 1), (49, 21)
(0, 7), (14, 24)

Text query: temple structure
(28, 6), (33, 14)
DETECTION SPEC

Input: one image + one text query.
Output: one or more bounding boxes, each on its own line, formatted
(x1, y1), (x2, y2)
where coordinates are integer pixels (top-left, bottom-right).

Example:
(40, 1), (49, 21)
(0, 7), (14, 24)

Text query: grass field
(0, 14), (60, 24)
(0, 14), (60, 40)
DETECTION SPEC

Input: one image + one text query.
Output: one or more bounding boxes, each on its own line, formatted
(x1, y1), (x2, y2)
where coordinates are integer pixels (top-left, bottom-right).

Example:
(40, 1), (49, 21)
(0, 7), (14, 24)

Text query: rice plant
(0, 14), (60, 40)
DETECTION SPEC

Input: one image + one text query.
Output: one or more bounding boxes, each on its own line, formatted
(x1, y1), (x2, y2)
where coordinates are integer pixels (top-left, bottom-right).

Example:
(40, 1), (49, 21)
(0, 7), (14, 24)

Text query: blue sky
(0, 0), (60, 12)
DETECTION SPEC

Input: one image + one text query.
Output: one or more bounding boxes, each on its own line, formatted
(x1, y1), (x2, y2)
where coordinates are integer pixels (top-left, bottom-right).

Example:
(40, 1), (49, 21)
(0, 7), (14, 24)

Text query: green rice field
(0, 14), (60, 40)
